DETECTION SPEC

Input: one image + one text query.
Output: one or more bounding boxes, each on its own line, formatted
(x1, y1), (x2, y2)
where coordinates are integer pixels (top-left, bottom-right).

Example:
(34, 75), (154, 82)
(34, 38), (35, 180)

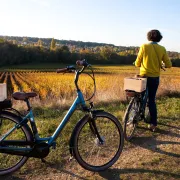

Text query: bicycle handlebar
(56, 65), (76, 73)
(56, 59), (89, 73)
(76, 59), (89, 67)
(56, 68), (68, 73)
(56, 59), (95, 100)
(56, 59), (89, 89)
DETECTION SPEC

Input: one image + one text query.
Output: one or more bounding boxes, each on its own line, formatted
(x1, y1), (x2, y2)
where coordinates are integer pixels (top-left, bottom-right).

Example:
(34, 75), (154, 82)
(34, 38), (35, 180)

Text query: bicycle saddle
(12, 92), (37, 100)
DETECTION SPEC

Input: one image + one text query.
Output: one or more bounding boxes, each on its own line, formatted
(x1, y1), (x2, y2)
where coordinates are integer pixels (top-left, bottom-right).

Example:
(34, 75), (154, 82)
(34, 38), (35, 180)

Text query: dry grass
(10, 66), (180, 110)
(3, 98), (180, 180)
(1, 66), (180, 180)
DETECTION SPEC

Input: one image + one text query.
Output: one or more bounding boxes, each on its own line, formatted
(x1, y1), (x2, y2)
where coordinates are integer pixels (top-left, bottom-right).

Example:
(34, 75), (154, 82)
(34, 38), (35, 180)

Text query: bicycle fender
(91, 110), (104, 118)
(69, 114), (90, 156)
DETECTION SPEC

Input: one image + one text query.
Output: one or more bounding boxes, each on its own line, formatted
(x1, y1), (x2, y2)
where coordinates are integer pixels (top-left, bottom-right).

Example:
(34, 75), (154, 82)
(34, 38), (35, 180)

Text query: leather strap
(152, 44), (165, 71)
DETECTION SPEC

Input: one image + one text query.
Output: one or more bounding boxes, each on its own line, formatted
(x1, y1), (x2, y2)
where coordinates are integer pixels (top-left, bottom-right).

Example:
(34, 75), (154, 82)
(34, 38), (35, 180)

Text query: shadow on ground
(2, 108), (180, 180)
(132, 121), (180, 158)
(98, 168), (180, 180)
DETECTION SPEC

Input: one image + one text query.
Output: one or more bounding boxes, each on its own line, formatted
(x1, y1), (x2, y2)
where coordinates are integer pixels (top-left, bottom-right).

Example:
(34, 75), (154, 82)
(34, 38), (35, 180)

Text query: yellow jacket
(135, 43), (172, 77)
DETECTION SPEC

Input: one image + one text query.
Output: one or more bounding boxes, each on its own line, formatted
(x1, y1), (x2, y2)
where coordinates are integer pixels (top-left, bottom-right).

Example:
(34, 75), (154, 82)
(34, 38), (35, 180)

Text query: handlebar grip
(76, 60), (84, 66)
(56, 68), (68, 73)
(76, 60), (89, 67)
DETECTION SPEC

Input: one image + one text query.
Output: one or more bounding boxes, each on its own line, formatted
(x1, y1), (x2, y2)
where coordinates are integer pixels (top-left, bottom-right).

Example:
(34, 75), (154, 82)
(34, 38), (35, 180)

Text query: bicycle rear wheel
(72, 111), (124, 172)
(144, 103), (150, 123)
(0, 111), (33, 176)
(123, 98), (139, 141)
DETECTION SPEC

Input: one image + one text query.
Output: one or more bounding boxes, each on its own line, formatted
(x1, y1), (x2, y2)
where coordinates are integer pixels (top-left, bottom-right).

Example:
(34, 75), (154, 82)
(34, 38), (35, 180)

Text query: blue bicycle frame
(28, 89), (86, 145)
(0, 64), (91, 151)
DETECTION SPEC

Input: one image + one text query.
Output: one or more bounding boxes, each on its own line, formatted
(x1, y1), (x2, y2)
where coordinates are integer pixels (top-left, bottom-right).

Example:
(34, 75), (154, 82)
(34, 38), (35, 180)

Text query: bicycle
(0, 60), (124, 175)
(123, 78), (150, 141)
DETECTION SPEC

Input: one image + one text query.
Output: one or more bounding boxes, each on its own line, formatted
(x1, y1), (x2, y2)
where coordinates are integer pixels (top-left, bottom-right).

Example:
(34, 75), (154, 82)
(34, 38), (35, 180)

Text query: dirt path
(2, 118), (180, 180)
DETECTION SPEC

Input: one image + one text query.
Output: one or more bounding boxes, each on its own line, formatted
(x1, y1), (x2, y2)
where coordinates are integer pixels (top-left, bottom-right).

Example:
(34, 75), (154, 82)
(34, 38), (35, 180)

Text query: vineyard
(0, 66), (180, 180)
(0, 66), (180, 104)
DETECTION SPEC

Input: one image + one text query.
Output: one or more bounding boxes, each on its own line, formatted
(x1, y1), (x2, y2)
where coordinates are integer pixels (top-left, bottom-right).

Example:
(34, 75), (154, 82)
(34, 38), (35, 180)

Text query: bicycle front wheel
(123, 98), (139, 141)
(0, 111), (33, 176)
(72, 111), (124, 172)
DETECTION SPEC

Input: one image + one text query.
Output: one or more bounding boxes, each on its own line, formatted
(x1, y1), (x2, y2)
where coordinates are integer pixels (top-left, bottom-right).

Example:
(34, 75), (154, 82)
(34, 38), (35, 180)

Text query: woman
(135, 29), (172, 131)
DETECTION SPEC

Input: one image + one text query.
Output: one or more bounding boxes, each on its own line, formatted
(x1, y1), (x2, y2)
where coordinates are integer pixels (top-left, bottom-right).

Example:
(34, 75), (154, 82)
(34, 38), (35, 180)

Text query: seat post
(24, 99), (31, 111)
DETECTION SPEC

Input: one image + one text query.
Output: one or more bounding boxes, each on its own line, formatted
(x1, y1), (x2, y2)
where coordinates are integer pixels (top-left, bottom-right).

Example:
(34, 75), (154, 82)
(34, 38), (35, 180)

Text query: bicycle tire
(144, 103), (150, 123)
(71, 111), (124, 172)
(0, 111), (33, 176)
(123, 98), (139, 141)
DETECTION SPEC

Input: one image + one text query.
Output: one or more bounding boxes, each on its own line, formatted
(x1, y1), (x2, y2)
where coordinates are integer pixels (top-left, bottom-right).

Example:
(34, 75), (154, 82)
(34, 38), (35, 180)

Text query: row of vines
(0, 71), (112, 100)
(0, 67), (180, 102)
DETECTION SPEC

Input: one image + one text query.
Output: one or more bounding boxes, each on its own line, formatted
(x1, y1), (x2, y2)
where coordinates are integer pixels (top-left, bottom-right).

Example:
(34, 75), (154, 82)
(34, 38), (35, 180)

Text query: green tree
(60, 45), (69, 52)
(37, 39), (43, 47)
(23, 37), (28, 42)
(13, 40), (17, 45)
(100, 46), (113, 61)
(0, 38), (4, 43)
(50, 38), (56, 50)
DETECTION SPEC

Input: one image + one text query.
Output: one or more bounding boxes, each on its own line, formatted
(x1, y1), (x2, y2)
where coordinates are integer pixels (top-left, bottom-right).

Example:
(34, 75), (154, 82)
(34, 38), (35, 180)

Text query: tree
(12, 40), (17, 45)
(37, 39), (43, 47)
(23, 37), (28, 42)
(100, 46), (113, 61)
(0, 38), (4, 43)
(50, 38), (56, 50)
(60, 45), (69, 52)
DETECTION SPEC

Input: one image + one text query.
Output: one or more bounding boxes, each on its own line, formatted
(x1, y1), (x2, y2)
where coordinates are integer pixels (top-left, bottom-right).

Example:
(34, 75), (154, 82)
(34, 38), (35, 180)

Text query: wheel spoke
(74, 112), (123, 171)
(0, 114), (31, 175)
(124, 98), (138, 141)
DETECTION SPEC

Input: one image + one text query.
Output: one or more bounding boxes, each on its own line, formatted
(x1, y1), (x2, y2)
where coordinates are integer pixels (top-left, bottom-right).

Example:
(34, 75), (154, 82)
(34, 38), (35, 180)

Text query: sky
(1, 0), (180, 52)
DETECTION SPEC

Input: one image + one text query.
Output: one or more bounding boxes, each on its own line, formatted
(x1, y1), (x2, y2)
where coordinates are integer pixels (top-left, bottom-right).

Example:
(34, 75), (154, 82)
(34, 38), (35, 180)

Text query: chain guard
(28, 142), (50, 158)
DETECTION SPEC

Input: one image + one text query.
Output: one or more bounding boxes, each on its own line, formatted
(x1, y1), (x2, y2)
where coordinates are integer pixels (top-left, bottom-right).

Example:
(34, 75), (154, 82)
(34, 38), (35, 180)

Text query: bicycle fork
(88, 114), (105, 145)
(69, 110), (105, 159)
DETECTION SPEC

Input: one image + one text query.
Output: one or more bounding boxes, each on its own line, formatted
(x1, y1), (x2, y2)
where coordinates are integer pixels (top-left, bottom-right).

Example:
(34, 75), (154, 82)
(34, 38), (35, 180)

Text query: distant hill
(0, 35), (137, 51)
(0, 35), (179, 67)
(1, 35), (179, 54)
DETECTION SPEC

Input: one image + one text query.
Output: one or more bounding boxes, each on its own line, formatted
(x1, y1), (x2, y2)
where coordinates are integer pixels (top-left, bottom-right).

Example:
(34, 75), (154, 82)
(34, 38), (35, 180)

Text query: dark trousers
(147, 77), (159, 126)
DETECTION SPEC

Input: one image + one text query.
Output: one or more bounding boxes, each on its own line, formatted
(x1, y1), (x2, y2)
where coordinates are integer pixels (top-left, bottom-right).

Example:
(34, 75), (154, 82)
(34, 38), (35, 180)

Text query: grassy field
(1, 64), (180, 103)
(0, 64), (180, 179)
